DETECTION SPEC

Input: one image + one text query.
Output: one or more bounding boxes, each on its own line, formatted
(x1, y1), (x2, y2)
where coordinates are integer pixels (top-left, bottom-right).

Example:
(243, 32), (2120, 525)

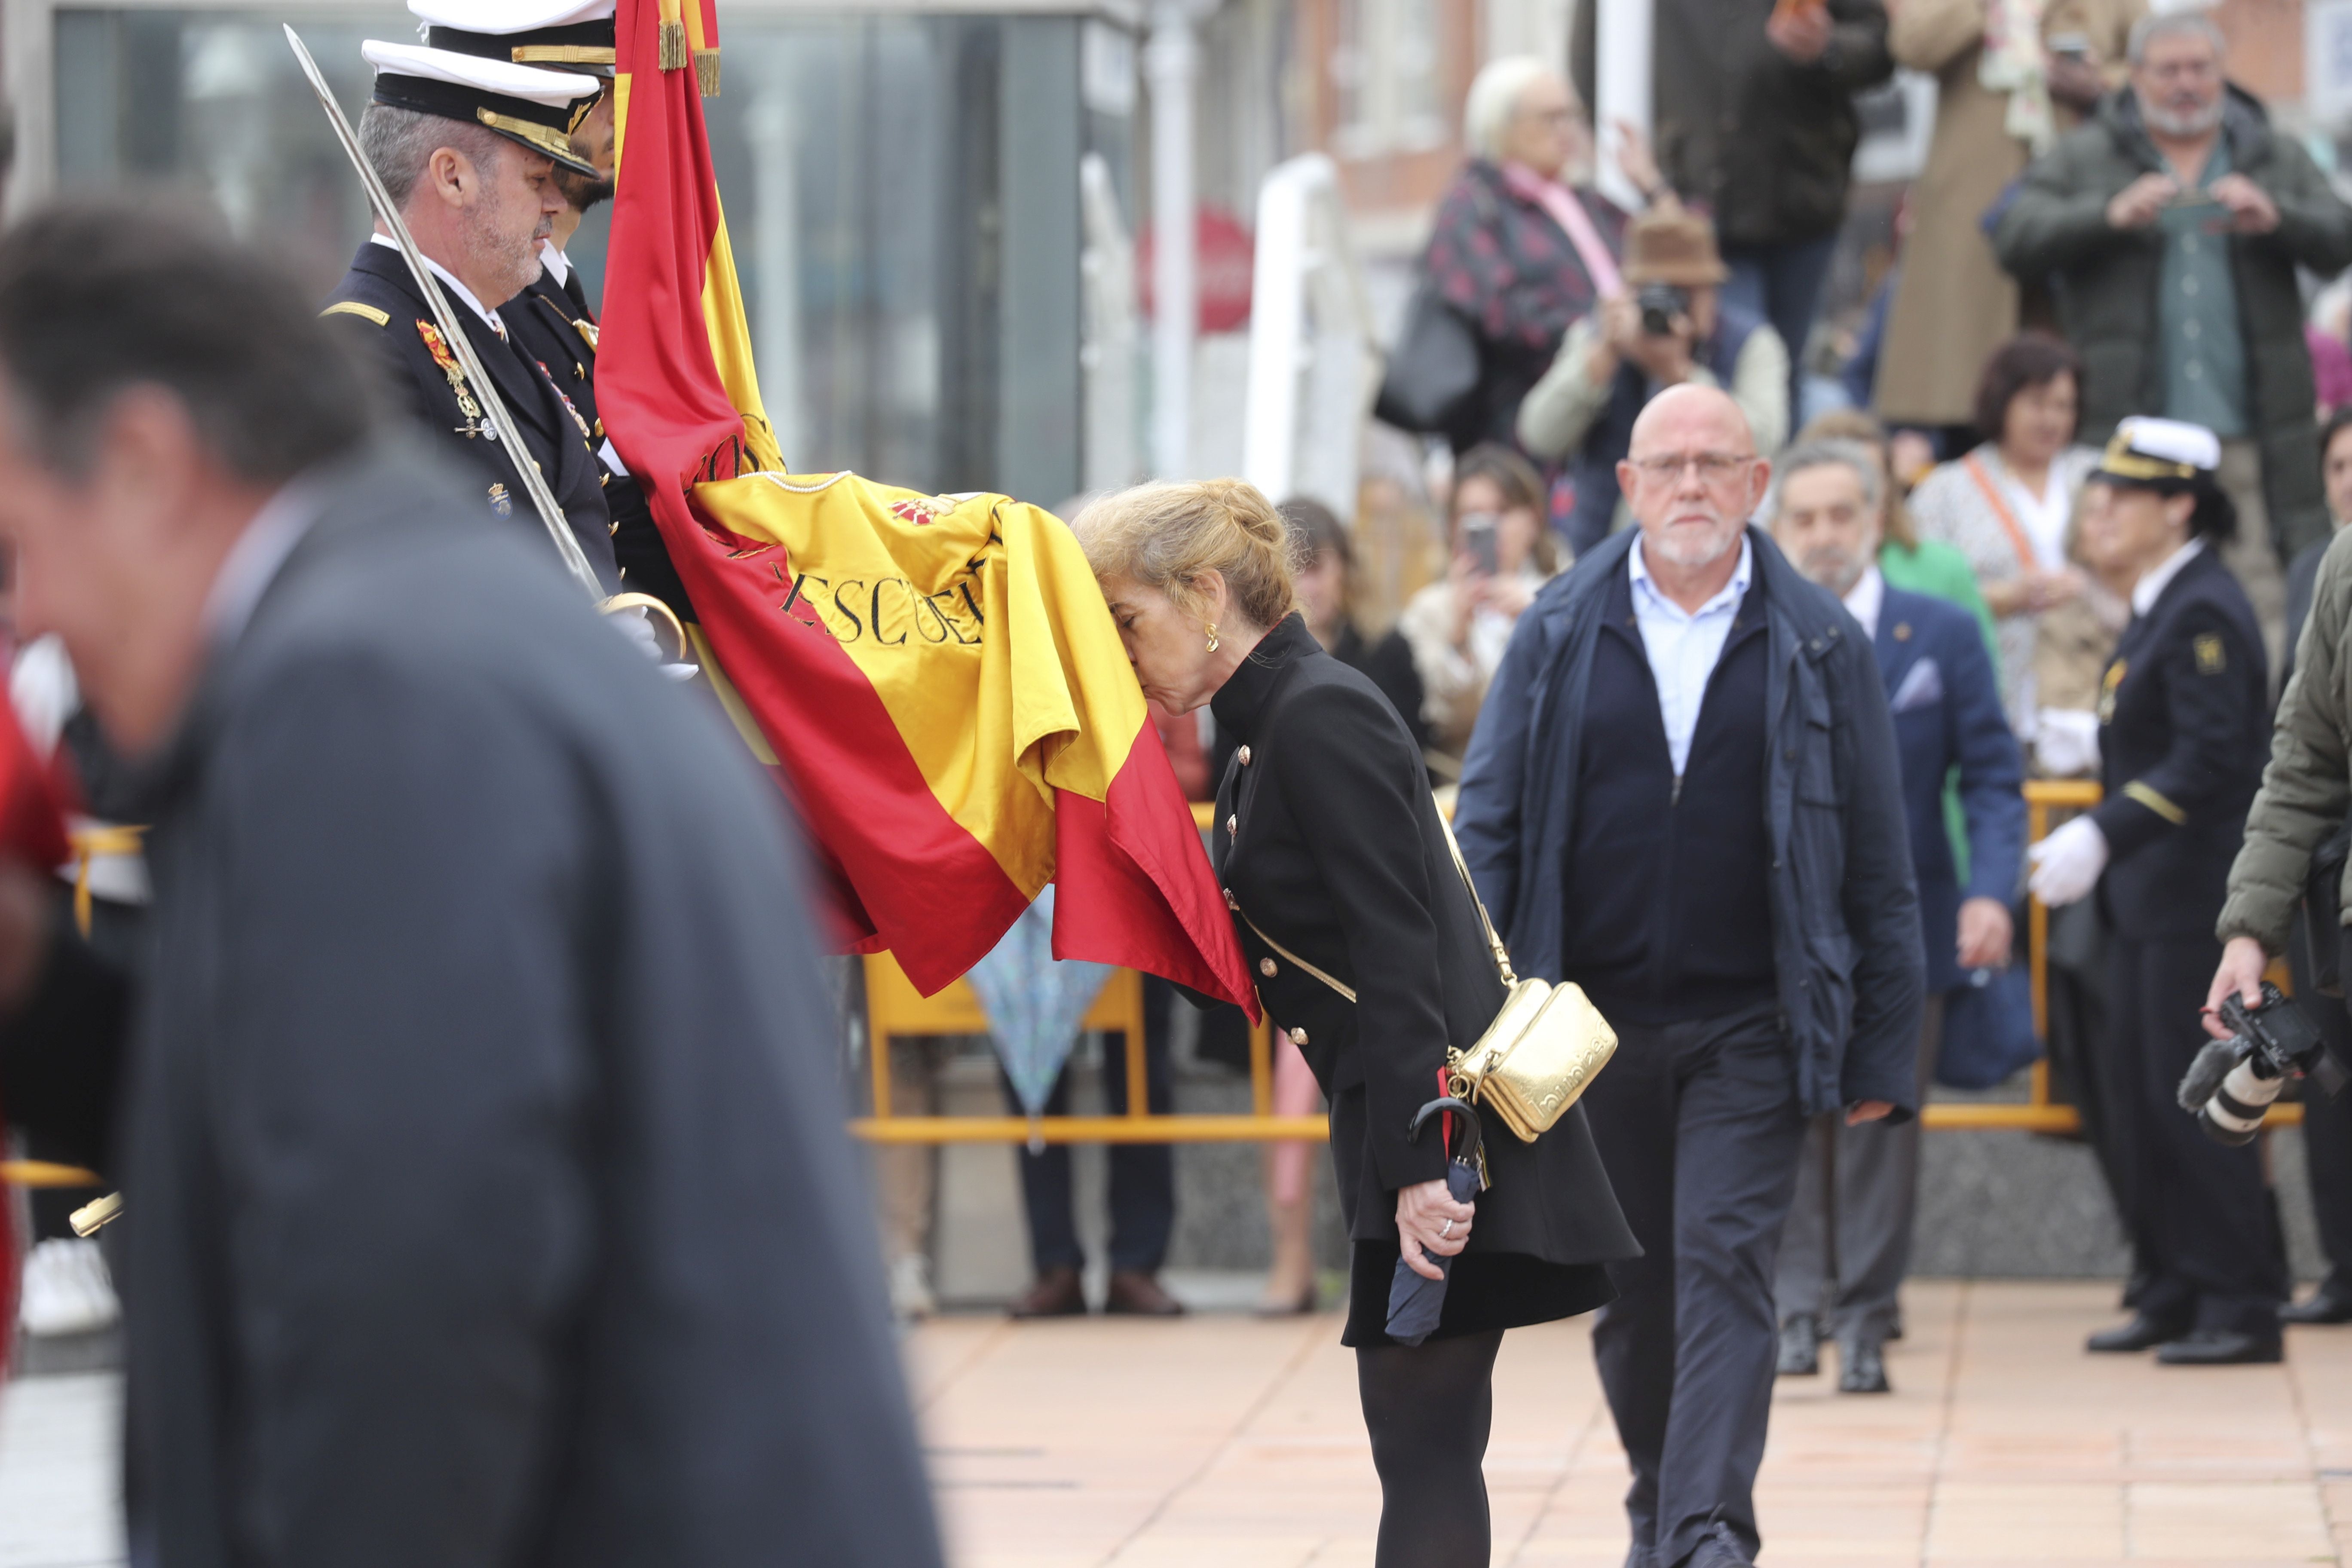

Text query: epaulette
(321, 300), (391, 327)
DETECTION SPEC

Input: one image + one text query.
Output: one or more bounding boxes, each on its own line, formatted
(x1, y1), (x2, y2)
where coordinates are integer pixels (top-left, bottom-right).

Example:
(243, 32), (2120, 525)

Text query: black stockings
(1355, 1328), (1505, 1568)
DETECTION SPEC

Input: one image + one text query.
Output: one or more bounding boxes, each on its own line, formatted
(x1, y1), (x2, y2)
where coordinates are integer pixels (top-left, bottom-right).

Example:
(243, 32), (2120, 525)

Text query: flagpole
(282, 24), (605, 604)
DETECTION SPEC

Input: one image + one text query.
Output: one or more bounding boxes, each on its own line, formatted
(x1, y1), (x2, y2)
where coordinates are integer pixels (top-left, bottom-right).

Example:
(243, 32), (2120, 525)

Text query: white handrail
(1241, 153), (1378, 519)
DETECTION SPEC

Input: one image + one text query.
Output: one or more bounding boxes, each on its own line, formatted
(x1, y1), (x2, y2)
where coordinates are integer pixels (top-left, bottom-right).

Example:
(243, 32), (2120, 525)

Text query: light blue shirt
(1627, 534), (1755, 776)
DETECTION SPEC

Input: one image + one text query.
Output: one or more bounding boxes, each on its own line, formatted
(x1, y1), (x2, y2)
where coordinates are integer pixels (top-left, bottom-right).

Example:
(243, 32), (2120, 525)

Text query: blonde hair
(1072, 478), (1298, 632)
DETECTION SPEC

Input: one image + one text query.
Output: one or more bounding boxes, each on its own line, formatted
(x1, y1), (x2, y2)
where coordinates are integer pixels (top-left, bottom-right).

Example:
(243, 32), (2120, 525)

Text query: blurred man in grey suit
(0, 197), (942, 1568)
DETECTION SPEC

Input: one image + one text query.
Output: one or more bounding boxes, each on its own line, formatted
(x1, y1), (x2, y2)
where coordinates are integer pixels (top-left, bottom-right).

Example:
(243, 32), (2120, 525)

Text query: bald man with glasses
(1455, 385), (1923, 1568)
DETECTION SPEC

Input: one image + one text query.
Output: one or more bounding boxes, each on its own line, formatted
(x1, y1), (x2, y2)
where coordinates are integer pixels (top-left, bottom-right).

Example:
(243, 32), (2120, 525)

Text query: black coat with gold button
(2090, 545), (2269, 940)
(1210, 614), (1638, 1274)
(320, 243), (620, 594)
(506, 261), (695, 621)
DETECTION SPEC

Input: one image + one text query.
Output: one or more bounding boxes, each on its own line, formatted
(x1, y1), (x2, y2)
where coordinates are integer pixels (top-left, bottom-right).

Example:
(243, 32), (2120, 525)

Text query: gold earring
(1206, 623), (1221, 653)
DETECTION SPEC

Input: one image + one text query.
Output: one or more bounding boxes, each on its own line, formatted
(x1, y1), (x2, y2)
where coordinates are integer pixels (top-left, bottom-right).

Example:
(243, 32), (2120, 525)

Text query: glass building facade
(40, 6), (1139, 502)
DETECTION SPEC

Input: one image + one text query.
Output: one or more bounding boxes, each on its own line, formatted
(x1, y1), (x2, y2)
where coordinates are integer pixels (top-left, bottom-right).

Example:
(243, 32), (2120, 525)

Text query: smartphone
(1460, 514), (1501, 576)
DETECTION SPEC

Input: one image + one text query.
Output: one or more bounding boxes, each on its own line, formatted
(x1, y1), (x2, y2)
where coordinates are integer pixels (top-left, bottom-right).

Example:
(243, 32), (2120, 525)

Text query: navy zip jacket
(1453, 526), (1926, 1118)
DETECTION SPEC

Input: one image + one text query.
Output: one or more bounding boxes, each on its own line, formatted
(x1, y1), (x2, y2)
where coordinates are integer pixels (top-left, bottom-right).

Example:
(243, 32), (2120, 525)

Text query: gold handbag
(1231, 816), (1617, 1145)
(1433, 818), (1617, 1142)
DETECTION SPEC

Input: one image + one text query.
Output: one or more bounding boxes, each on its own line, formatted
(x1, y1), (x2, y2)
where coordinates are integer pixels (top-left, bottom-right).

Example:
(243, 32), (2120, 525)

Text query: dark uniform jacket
(2094, 542), (2269, 940)
(505, 259), (692, 617)
(0, 444), (940, 1567)
(321, 242), (621, 593)
(1209, 614), (1638, 1268)
(1454, 527), (1926, 1119)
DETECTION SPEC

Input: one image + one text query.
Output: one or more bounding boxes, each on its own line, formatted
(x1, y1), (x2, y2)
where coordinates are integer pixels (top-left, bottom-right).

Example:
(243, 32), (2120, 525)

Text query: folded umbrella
(963, 886), (1115, 1123)
(1384, 1095), (1484, 1347)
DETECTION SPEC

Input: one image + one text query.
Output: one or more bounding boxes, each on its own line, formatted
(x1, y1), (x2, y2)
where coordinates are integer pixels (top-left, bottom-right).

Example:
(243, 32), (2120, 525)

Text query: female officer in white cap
(2029, 415), (2289, 1364)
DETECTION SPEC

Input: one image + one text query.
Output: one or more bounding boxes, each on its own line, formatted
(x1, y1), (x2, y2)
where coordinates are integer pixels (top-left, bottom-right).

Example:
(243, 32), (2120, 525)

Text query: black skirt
(1342, 1241), (1617, 1349)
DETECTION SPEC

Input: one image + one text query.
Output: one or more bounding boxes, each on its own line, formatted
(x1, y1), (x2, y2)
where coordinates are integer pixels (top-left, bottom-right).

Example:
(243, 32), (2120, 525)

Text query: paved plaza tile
(0, 1282), (2343, 1565)
(913, 1280), (2352, 1567)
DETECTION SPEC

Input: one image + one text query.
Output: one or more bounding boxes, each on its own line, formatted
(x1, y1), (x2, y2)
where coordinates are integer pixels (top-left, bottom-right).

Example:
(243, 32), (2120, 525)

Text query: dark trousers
(2286, 918), (2352, 1298)
(1721, 233), (1839, 415)
(1583, 1001), (1807, 1568)
(2105, 931), (2288, 1335)
(1776, 995), (1943, 1340)
(1001, 983), (1175, 1275)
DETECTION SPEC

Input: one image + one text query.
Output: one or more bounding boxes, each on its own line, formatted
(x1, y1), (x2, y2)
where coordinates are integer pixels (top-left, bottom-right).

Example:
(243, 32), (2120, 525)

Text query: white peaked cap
(361, 40), (597, 105)
(2114, 416), (2222, 474)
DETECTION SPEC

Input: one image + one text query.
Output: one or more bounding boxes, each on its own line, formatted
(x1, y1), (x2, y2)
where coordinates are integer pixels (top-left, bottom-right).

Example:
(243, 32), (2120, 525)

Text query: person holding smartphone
(1993, 11), (2352, 678)
(1398, 445), (1562, 769)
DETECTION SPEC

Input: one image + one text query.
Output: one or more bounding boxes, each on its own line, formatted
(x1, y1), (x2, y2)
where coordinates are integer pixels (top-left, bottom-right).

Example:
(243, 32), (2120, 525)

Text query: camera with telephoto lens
(2177, 982), (2350, 1145)
(1636, 282), (1690, 337)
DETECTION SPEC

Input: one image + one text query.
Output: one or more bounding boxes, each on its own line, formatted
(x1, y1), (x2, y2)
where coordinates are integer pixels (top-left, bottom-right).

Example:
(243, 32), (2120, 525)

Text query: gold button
(1289, 1027), (1309, 1046)
(1259, 957), (1277, 977)
(1226, 815), (1237, 835)
(1238, 745), (1253, 766)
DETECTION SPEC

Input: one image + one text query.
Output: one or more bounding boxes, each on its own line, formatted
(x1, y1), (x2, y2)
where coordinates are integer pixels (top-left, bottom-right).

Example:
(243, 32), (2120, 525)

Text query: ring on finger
(1440, 1218), (1454, 1238)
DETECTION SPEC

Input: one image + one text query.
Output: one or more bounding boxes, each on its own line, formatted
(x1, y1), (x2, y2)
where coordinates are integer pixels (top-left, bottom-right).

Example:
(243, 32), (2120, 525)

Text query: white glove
(611, 604), (663, 661)
(2027, 815), (2109, 907)
(2034, 708), (2101, 778)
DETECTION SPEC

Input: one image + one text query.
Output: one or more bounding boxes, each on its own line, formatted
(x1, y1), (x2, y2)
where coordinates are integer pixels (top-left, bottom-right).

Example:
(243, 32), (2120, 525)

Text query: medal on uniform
(416, 319), (490, 440)
(2098, 660), (2127, 724)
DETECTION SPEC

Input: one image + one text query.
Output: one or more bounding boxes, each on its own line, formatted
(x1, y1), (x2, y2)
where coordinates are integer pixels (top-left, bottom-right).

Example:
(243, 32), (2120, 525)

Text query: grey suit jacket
(70, 444), (940, 1567)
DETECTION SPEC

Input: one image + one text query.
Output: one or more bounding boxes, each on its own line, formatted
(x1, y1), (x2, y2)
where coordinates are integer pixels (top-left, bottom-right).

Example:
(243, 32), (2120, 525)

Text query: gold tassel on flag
(683, 0), (719, 95)
(657, 0), (688, 70)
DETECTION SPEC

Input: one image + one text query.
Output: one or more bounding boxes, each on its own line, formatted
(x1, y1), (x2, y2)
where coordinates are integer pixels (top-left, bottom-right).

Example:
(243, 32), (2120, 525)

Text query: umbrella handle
(1409, 1095), (1482, 1167)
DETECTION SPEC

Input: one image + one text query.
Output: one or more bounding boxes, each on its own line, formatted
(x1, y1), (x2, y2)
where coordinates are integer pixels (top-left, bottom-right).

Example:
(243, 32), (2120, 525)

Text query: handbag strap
(1962, 452), (2043, 576)
(1228, 806), (1521, 1009)
(1435, 812), (1521, 989)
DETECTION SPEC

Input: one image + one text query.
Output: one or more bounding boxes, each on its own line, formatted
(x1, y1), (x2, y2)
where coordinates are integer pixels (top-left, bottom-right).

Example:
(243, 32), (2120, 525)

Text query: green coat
(1992, 88), (2352, 559)
(2220, 524), (2352, 952)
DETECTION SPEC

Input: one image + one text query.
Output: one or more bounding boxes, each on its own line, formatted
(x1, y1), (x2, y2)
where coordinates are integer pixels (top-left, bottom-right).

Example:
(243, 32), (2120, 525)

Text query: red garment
(0, 694), (69, 1369)
(1151, 702), (1211, 803)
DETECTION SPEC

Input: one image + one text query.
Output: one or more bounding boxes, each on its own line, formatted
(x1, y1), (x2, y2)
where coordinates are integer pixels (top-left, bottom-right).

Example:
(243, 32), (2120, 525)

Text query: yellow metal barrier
(848, 782), (2304, 1142)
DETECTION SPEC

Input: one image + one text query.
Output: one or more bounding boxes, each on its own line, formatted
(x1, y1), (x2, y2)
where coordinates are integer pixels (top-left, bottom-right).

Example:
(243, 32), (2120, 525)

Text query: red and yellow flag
(597, 0), (1254, 1010)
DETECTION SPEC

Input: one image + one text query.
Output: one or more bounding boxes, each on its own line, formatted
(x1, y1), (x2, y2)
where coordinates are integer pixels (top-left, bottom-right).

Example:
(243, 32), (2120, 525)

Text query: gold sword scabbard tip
(69, 1191), (124, 1237)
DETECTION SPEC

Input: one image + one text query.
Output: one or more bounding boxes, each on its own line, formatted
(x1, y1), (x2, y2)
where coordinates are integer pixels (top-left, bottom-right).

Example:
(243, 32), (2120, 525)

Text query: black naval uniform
(2089, 543), (2288, 1338)
(321, 241), (620, 593)
(506, 256), (693, 617)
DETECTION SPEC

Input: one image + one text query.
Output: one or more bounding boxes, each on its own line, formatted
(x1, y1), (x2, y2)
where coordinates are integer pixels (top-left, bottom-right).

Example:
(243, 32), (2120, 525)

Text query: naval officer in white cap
(2028, 415), (2288, 1365)
(319, 41), (619, 591)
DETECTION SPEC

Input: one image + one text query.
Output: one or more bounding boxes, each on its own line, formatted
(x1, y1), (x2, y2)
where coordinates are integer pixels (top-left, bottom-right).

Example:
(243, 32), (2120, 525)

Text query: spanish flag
(596, 0), (1255, 1011)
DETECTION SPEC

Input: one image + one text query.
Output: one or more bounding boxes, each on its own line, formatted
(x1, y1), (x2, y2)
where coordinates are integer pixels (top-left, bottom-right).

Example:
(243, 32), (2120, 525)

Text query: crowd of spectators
(1351, 0), (2352, 1389)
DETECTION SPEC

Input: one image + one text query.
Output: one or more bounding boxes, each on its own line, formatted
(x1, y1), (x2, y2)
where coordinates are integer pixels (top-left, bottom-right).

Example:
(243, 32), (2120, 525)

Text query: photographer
(2030, 418), (2286, 1365)
(2208, 419), (2352, 1329)
(1518, 202), (1789, 555)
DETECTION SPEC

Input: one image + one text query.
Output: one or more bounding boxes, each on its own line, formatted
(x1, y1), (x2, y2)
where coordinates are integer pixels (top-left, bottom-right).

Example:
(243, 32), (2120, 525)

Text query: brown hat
(1620, 200), (1729, 288)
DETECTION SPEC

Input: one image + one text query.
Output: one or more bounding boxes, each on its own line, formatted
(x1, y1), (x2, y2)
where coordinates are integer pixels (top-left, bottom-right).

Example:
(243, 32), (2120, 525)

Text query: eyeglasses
(1627, 451), (1757, 484)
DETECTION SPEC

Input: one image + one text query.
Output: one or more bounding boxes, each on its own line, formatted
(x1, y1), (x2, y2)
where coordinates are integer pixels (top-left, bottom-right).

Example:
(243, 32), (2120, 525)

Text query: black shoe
(2086, 1313), (2189, 1353)
(1103, 1269), (1186, 1316)
(1839, 1335), (1891, 1393)
(2281, 1290), (2352, 1325)
(1776, 1312), (1820, 1376)
(1007, 1266), (1086, 1319)
(2156, 1329), (2284, 1365)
